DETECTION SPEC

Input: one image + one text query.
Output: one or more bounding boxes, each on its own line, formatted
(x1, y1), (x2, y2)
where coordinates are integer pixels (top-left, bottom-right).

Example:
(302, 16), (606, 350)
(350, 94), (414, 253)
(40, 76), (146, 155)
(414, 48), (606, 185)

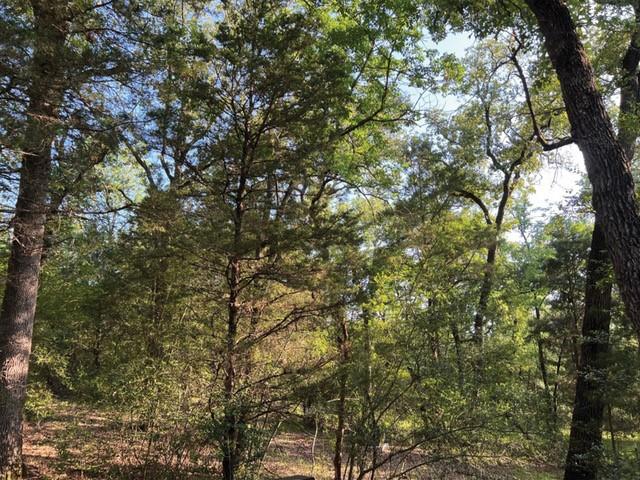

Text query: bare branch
(509, 45), (573, 151)
(123, 137), (157, 190)
(483, 104), (505, 172)
(452, 190), (493, 225)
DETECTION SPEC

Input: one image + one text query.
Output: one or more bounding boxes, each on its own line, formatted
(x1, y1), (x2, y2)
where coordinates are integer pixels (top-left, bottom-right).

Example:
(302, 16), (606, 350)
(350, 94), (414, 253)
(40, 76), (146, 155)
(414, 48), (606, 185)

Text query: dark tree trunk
(473, 240), (497, 345)
(0, 1), (67, 476)
(471, 162), (519, 345)
(525, 0), (640, 333)
(221, 155), (247, 480)
(564, 219), (612, 480)
(535, 319), (558, 426)
(144, 192), (180, 360)
(451, 323), (464, 388)
(334, 312), (349, 480)
(222, 256), (241, 480)
(561, 4), (640, 477)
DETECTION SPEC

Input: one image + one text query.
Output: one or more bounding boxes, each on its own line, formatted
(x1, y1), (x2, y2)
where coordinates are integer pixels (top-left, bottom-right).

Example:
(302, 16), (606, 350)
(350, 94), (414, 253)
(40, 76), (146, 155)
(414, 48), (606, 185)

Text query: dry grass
(20, 403), (561, 480)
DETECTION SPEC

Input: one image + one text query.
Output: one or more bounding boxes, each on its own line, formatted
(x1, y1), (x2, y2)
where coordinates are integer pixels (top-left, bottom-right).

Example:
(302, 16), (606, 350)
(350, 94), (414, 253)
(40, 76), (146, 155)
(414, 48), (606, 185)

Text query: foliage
(1, 1), (640, 479)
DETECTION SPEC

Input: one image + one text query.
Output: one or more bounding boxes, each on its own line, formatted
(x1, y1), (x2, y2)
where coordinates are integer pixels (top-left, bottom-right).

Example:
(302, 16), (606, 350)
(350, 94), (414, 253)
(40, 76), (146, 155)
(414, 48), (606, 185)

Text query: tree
(0, 2), (71, 473)
(564, 223), (612, 480)
(177, 1), (418, 477)
(420, 38), (545, 348)
(524, 0), (640, 336)
(563, 1), (640, 478)
(0, 0), (158, 474)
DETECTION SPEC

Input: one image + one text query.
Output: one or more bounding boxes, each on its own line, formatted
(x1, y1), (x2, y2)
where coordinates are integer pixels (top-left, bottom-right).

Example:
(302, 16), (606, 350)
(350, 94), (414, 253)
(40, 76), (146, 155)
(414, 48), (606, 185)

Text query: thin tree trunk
(362, 309), (378, 446)
(536, 337), (550, 398)
(607, 404), (618, 464)
(536, 331), (557, 427)
(0, 2), (67, 476)
(451, 323), (464, 388)
(525, 0), (640, 333)
(535, 308), (550, 396)
(362, 309), (373, 417)
(552, 339), (566, 420)
(219, 133), (250, 480)
(334, 312), (349, 480)
(221, 164), (246, 480)
(148, 255), (169, 358)
(361, 308), (378, 480)
(311, 414), (319, 475)
(222, 256), (240, 480)
(473, 240), (497, 345)
(472, 166), (516, 345)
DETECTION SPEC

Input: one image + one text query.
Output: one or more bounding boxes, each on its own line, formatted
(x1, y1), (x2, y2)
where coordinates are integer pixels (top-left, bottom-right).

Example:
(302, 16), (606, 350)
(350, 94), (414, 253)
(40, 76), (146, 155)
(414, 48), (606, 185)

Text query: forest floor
(21, 401), (562, 480)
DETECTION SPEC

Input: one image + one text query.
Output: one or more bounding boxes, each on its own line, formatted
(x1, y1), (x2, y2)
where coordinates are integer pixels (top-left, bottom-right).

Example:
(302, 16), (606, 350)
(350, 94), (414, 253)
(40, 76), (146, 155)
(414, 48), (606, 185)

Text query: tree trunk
(222, 255), (240, 480)
(451, 323), (464, 388)
(562, 4), (640, 477)
(334, 312), (349, 480)
(362, 308), (377, 443)
(0, 2), (67, 476)
(472, 166), (516, 345)
(564, 219), (612, 480)
(535, 330), (557, 426)
(473, 240), (497, 345)
(525, 0), (640, 333)
(144, 190), (181, 360)
(361, 308), (379, 480)
(220, 141), (249, 480)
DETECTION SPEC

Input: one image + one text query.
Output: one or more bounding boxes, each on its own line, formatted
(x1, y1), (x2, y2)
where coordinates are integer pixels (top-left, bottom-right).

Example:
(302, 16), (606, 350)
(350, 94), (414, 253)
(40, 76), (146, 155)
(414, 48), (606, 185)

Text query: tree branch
(452, 189), (493, 225)
(509, 44), (573, 151)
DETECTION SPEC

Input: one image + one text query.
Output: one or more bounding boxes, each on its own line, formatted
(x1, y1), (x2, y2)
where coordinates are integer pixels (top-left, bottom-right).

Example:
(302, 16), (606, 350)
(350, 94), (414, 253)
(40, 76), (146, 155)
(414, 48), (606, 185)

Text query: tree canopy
(1, 1), (640, 479)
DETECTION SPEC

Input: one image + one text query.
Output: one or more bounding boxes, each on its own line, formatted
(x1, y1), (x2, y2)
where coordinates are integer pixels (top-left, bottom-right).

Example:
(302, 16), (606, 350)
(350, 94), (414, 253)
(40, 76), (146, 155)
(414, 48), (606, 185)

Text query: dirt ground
(20, 403), (561, 480)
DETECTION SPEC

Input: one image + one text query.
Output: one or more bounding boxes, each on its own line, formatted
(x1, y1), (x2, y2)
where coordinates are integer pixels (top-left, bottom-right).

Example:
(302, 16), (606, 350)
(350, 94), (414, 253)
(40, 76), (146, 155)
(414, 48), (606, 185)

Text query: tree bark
(525, 0), (640, 333)
(535, 316), (558, 425)
(222, 246), (242, 480)
(562, 4), (640, 477)
(564, 219), (612, 480)
(470, 153), (522, 345)
(334, 312), (349, 480)
(451, 323), (464, 388)
(0, 1), (67, 476)
(473, 240), (497, 345)
(222, 258), (239, 480)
